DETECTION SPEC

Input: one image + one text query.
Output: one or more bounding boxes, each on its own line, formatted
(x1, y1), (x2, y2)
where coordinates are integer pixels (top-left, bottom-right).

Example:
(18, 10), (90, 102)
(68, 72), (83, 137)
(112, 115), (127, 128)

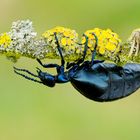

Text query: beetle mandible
(14, 32), (140, 102)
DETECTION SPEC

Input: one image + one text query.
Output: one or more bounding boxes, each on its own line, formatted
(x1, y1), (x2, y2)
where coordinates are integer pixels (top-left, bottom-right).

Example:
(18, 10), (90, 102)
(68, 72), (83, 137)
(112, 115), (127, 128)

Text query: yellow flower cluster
(83, 28), (121, 55)
(42, 26), (79, 55)
(0, 33), (11, 48)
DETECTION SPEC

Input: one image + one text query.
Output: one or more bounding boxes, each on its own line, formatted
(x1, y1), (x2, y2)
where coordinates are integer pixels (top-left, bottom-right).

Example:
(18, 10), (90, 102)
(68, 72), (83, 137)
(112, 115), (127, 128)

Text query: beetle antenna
(14, 69), (42, 84)
(13, 66), (38, 77)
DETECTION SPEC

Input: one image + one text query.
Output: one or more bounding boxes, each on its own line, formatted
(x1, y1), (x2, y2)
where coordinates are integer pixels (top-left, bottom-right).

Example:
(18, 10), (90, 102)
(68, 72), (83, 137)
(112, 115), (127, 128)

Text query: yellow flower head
(61, 38), (67, 46)
(83, 28), (122, 55)
(0, 33), (11, 48)
(42, 26), (79, 56)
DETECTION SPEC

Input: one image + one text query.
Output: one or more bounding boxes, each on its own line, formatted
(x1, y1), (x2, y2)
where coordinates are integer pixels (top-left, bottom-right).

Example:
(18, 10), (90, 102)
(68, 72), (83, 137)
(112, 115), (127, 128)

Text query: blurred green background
(1, 0), (140, 140)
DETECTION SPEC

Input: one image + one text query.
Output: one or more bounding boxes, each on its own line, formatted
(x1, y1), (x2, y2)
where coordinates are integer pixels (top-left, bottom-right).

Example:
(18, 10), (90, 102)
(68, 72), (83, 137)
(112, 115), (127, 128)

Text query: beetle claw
(36, 67), (41, 73)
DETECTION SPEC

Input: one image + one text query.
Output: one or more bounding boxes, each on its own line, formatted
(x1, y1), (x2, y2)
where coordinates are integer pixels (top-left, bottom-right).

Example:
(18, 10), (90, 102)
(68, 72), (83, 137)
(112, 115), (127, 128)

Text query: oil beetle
(14, 32), (140, 102)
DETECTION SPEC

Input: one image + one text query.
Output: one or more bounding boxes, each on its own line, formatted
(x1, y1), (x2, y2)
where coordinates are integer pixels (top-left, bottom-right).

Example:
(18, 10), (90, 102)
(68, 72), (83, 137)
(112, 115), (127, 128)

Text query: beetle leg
(36, 59), (63, 74)
(14, 68), (42, 84)
(54, 32), (65, 66)
(66, 62), (76, 69)
(37, 59), (59, 68)
(37, 32), (65, 70)
(90, 33), (98, 65)
(77, 34), (89, 65)
(66, 34), (89, 69)
(92, 60), (105, 64)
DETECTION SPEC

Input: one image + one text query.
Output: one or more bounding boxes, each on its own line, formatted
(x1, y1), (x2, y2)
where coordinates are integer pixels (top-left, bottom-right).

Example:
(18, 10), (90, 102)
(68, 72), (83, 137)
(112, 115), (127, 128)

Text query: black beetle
(14, 33), (140, 102)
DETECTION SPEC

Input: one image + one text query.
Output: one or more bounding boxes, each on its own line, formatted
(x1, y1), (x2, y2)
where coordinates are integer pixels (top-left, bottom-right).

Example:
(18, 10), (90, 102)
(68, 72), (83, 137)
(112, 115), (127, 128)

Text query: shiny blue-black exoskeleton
(14, 33), (140, 102)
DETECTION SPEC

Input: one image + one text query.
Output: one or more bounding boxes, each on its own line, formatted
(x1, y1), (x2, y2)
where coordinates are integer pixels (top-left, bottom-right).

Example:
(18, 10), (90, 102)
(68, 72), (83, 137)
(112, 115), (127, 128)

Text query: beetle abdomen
(71, 63), (140, 102)
(123, 64), (140, 96)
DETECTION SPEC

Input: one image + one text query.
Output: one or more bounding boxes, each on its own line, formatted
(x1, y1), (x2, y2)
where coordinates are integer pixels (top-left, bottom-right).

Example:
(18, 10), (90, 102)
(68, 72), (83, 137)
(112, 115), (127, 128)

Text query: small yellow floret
(99, 47), (105, 54)
(69, 34), (75, 39)
(67, 39), (72, 45)
(106, 43), (116, 51)
(54, 26), (65, 33)
(70, 46), (75, 50)
(81, 37), (86, 44)
(88, 42), (93, 48)
(61, 38), (67, 46)
(76, 49), (81, 54)
(63, 31), (70, 37)
(0, 33), (11, 48)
